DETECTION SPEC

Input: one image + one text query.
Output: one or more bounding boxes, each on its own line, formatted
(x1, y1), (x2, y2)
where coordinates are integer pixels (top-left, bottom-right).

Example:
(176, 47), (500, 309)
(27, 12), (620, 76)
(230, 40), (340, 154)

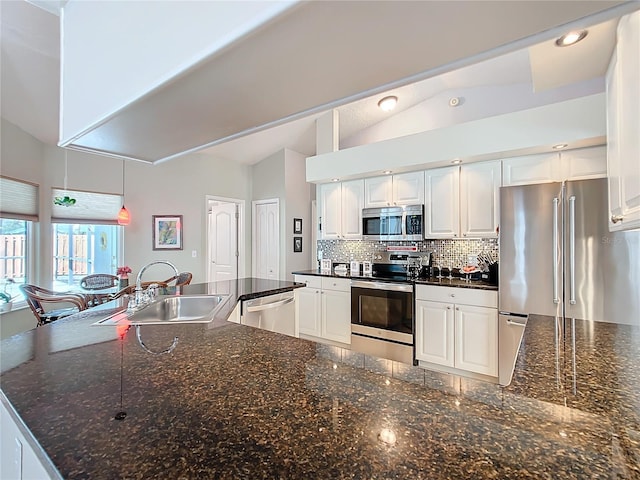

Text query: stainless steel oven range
(351, 280), (414, 364)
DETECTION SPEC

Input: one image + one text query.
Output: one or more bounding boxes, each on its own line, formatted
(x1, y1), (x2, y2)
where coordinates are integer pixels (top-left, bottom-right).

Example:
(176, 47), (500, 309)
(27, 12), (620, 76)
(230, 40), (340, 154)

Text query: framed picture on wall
(152, 215), (183, 250)
(293, 218), (302, 234)
(293, 236), (303, 253)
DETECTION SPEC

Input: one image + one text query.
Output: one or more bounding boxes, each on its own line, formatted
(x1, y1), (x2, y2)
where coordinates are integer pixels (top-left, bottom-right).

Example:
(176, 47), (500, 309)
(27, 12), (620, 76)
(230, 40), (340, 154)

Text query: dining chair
(19, 284), (88, 327)
(167, 272), (193, 287)
(80, 274), (119, 290)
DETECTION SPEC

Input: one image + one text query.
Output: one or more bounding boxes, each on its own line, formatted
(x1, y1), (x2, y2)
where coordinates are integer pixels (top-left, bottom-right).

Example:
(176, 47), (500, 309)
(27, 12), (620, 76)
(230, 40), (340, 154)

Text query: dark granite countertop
(293, 269), (499, 291)
(1, 282), (638, 478)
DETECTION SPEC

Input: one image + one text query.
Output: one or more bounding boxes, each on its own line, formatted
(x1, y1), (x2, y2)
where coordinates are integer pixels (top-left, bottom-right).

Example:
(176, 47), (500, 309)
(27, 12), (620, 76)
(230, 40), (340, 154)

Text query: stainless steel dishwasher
(241, 291), (296, 337)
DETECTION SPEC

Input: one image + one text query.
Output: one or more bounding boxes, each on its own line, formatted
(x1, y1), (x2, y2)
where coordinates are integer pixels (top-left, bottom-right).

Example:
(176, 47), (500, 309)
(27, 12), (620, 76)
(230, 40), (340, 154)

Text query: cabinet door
(296, 287), (321, 337)
(341, 179), (364, 239)
(460, 160), (500, 238)
(425, 166), (459, 238)
(319, 182), (342, 239)
(607, 11), (640, 232)
(364, 176), (392, 207)
(392, 171), (425, 205)
(454, 305), (498, 377)
(502, 153), (560, 186)
(321, 289), (351, 344)
(561, 146), (606, 181)
(415, 300), (454, 367)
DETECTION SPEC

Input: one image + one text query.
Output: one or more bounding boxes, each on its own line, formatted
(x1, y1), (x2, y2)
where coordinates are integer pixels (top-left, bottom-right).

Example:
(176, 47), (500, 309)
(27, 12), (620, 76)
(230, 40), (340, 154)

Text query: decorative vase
(119, 276), (129, 289)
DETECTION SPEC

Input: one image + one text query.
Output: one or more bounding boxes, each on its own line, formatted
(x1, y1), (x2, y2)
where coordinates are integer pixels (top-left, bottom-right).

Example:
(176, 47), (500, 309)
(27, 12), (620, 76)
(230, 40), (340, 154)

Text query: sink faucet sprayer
(128, 260), (179, 311)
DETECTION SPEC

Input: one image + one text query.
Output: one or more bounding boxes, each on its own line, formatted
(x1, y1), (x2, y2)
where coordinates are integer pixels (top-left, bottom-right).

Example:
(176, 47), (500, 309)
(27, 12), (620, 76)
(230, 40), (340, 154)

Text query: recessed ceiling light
(555, 30), (588, 47)
(331, 178), (340, 182)
(378, 96), (398, 112)
(451, 159), (462, 165)
(383, 170), (392, 175)
(553, 143), (568, 150)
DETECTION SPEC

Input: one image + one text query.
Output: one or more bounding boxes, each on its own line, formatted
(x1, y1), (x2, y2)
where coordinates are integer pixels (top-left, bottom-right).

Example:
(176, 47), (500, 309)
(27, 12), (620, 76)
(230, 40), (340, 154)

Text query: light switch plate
(191, 250), (197, 258)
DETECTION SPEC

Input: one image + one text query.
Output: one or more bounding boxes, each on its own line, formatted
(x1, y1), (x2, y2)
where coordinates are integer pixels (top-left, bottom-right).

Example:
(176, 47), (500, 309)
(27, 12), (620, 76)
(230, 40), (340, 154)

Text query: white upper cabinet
(607, 10), (640, 232)
(319, 180), (364, 240)
(502, 153), (561, 186)
(502, 147), (606, 186)
(392, 171), (425, 206)
(341, 179), (365, 239)
(460, 160), (501, 238)
(365, 171), (424, 207)
(425, 166), (460, 238)
(319, 182), (342, 240)
(364, 176), (392, 207)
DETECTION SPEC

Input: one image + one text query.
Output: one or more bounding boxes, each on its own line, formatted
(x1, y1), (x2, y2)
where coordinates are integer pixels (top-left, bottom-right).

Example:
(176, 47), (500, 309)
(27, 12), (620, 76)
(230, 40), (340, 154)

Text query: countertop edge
(292, 270), (498, 291)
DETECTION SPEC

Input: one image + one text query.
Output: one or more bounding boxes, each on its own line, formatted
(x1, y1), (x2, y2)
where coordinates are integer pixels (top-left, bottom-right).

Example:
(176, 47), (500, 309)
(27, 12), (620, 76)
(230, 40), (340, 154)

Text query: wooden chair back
(19, 284), (88, 326)
(80, 274), (119, 290)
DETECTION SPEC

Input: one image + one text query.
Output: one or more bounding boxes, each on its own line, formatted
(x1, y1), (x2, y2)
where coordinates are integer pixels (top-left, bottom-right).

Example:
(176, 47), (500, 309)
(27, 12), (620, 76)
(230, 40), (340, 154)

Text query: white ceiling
(0, 1), (635, 166)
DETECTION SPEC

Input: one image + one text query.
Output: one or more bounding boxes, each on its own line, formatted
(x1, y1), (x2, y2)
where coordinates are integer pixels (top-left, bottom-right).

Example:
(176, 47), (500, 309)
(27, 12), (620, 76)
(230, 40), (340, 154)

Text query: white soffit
(529, 19), (618, 92)
(61, 1), (632, 163)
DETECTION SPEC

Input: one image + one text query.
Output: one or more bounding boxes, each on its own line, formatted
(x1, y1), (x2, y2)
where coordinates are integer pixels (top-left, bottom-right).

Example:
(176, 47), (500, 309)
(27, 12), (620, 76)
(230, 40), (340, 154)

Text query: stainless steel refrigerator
(498, 177), (640, 385)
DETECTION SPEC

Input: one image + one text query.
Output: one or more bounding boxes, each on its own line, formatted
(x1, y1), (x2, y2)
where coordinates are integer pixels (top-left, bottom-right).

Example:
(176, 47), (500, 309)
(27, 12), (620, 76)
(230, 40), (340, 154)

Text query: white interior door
(208, 202), (238, 283)
(253, 200), (279, 280)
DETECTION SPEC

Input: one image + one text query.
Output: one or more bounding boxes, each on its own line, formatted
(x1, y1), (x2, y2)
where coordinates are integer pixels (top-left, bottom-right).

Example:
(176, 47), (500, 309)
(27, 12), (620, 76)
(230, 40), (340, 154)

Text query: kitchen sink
(93, 294), (230, 326)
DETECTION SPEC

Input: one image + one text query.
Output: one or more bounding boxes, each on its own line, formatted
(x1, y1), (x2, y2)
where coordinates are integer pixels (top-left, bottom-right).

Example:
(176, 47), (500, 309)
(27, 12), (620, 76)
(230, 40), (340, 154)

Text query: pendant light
(118, 160), (130, 226)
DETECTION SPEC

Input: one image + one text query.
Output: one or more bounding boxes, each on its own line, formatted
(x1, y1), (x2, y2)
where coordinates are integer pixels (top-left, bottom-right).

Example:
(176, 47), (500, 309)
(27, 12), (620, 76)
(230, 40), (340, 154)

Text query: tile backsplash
(317, 238), (498, 268)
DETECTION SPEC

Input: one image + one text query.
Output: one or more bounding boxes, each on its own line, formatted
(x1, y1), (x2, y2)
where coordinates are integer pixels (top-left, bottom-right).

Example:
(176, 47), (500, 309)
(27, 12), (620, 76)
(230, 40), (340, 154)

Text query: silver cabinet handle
(506, 318), (528, 327)
(552, 197), (560, 304)
(611, 215), (624, 224)
(569, 195), (576, 305)
(447, 306), (451, 310)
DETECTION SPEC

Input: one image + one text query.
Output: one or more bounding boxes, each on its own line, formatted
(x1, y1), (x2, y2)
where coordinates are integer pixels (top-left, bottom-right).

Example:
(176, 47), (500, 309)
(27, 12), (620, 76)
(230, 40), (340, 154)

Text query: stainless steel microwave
(362, 204), (424, 241)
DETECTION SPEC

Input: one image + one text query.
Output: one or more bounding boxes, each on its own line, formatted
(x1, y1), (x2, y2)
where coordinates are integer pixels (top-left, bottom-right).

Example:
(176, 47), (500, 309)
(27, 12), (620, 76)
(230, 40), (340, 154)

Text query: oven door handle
(351, 281), (413, 293)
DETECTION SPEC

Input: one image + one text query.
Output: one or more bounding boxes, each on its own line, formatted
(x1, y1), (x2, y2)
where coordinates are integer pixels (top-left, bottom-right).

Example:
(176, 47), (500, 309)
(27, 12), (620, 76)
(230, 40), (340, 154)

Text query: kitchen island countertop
(1, 280), (639, 478)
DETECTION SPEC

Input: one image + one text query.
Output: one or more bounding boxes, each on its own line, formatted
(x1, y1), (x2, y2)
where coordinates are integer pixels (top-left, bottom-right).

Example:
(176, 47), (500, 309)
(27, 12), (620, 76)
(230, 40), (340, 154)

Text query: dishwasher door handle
(245, 296), (294, 313)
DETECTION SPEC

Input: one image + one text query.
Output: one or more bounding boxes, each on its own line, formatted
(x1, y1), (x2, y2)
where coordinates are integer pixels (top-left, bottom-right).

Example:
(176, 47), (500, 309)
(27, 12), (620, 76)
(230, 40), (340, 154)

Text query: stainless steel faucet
(128, 260), (179, 311)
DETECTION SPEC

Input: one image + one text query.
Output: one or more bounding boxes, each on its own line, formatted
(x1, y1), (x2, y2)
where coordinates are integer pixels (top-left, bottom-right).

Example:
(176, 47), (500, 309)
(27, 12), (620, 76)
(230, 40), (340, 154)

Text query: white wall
(1, 119), (253, 290)
(251, 148), (312, 280)
(284, 149), (312, 278)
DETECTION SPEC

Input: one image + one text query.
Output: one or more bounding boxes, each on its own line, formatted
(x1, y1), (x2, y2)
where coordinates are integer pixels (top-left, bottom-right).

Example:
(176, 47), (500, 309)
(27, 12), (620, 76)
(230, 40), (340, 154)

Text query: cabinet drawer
(294, 275), (322, 289)
(415, 285), (497, 308)
(321, 277), (352, 292)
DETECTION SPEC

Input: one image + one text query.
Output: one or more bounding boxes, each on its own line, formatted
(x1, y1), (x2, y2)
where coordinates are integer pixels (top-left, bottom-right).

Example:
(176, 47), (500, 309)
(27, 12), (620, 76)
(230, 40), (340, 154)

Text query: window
(52, 224), (121, 290)
(0, 219), (30, 303)
(51, 188), (123, 291)
(0, 176), (38, 304)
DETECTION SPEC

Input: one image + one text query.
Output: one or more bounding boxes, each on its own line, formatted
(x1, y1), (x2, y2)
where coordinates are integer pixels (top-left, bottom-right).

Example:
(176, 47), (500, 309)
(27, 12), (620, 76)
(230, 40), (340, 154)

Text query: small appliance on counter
(334, 264), (348, 276)
(362, 261), (372, 276)
(320, 259), (331, 273)
(350, 260), (360, 276)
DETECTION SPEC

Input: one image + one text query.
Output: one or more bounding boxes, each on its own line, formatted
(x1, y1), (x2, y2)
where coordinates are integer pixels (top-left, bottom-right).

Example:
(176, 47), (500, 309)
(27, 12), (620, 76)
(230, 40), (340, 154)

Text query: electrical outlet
(191, 250), (197, 258)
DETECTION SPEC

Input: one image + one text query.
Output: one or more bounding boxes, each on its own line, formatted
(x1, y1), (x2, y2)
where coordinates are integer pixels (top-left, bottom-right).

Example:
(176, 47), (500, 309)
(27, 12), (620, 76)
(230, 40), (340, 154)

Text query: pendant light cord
(64, 150), (68, 191)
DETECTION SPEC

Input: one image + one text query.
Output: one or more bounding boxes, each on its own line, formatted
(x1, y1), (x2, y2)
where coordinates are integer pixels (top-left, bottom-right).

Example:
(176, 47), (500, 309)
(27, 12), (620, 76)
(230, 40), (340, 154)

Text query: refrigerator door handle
(553, 197), (560, 304)
(569, 195), (576, 305)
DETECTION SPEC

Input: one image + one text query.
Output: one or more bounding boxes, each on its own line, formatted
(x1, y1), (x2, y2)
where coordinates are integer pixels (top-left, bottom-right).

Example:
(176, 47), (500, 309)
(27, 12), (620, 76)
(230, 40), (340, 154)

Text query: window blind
(51, 188), (123, 224)
(0, 176), (39, 221)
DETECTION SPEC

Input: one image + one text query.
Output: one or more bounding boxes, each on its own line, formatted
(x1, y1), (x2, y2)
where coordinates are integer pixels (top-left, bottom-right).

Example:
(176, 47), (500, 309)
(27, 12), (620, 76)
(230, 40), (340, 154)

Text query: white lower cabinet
(294, 275), (351, 345)
(1, 398), (57, 480)
(415, 285), (498, 377)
